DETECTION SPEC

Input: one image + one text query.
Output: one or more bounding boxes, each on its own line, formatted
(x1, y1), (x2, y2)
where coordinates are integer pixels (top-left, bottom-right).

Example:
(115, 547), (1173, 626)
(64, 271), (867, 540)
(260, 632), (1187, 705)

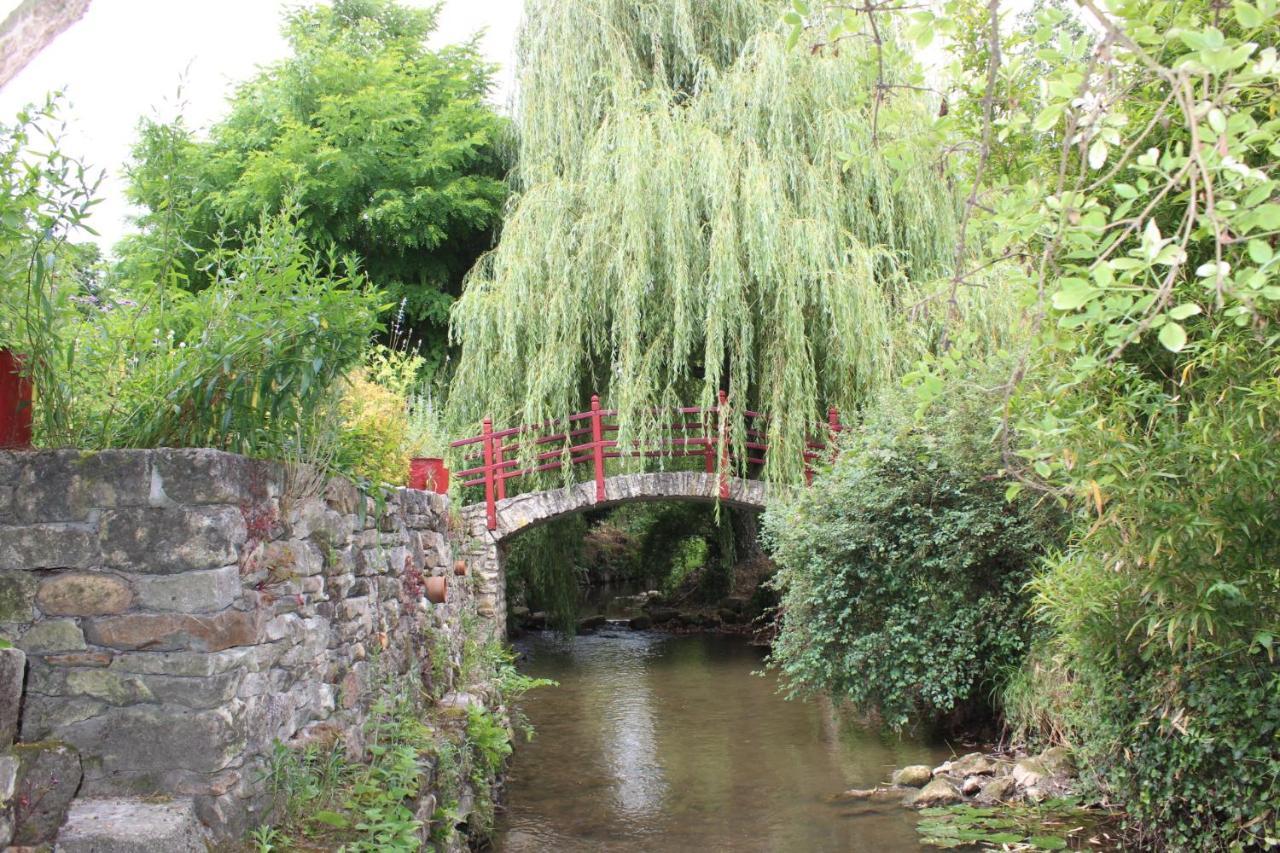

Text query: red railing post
(590, 394), (606, 502)
(717, 389), (730, 499)
(482, 417), (497, 530)
(494, 439), (507, 501)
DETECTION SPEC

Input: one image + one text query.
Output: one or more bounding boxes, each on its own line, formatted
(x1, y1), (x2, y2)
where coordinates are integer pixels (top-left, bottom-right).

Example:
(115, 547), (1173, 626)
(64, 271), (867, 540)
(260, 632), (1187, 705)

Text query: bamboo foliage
(449, 0), (986, 483)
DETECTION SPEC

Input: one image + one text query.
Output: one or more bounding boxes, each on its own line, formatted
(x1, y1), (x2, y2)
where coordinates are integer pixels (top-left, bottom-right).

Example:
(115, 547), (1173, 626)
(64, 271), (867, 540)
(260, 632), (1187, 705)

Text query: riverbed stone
(1011, 756), (1049, 789)
(908, 777), (963, 808)
(891, 765), (934, 788)
(1037, 746), (1076, 778)
(56, 796), (213, 853)
(19, 618), (87, 653)
(438, 691), (482, 718)
(9, 740), (83, 845)
(0, 646), (25, 745)
(979, 775), (1019, 803)
(948, 752), (997, 777)
(36, 573), (133, 616)
(961, 775), (984, 796)
(835, 786), (906, 801)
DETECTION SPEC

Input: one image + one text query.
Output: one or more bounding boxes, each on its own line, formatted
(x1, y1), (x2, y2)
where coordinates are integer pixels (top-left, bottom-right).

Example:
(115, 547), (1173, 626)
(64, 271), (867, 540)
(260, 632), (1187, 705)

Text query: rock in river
(891, 765), (934, 788)
(907, 777), (962, 808)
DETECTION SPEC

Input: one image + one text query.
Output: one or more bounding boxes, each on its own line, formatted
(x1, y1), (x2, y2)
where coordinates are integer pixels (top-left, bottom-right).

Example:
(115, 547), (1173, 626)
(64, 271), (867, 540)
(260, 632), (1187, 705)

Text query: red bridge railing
(450, 392), (841, 530)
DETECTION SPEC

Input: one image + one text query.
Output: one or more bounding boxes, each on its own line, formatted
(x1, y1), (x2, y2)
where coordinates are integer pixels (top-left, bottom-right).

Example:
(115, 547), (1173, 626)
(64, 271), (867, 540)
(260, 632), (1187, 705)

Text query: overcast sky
(0, 0), (525, 250)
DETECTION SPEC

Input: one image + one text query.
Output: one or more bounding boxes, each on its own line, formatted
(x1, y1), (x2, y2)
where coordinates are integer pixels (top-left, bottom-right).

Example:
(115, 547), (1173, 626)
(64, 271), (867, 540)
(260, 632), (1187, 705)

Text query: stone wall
(0, 448), (488, 844)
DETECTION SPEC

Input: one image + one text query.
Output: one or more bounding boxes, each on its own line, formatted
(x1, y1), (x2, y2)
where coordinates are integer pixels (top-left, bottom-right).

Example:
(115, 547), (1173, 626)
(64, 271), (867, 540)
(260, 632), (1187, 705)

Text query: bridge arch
(459, 473), (771, 632)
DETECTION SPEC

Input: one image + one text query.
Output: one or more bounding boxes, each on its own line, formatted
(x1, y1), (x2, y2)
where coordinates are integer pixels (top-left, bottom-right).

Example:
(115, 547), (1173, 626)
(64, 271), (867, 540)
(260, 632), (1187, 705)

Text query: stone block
(42, 651), (112, 667)
(19, 618), (87, 653)
(9, 740), (83, 845)
(130, 565), (240, 613)
(152, 448), (271, 505)
(259, 539), (324, 579)
(108, 647), (257, 678)
(0, 751), (16, 799)
(0, 570), (37, 622)
(84, 610), (263, 652)
(0, 523), (99, 571)
(55, 796), (213, 853)
(12, 450), (151, 523)
(60, 706), (242, 776)
(99, 506), (246, 573)
(36, 573), (133, 616)
(0, 646), (25, 746)
(17, 696), (106, 741)
(64, 668), (153, 705)
(139, 671), (240, 709)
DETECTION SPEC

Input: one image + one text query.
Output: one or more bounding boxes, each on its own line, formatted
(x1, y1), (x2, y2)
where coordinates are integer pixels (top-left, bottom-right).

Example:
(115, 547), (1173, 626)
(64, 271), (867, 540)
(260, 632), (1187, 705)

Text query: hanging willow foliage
(448, 0), (1013, 484)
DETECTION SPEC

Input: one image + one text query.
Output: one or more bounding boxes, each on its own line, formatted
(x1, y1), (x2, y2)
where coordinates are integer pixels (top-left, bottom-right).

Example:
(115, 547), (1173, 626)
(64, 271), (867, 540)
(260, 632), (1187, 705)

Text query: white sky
(0, 0), (525, 250)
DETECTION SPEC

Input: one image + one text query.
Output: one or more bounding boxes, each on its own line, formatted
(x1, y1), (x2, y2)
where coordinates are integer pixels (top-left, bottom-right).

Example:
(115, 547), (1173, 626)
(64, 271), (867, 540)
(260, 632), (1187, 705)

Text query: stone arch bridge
(449, 394), (840, 632)
(459, 472), (770, 627)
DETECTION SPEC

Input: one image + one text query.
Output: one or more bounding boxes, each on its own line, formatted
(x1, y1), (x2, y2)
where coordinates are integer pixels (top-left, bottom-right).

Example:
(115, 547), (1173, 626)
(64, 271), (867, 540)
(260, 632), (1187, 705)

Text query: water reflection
(496, 630), (947, 852)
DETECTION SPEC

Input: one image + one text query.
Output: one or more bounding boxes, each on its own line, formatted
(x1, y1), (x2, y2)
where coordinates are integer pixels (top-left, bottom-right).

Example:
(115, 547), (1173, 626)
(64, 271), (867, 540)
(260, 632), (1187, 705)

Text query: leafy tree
(118, 0), (509, 368)
(446, 0), (1032, 483)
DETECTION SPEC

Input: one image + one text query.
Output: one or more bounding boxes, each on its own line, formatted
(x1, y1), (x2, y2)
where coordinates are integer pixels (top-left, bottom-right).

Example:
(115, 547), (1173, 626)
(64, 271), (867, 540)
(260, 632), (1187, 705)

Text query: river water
(494, 627), (949, 852)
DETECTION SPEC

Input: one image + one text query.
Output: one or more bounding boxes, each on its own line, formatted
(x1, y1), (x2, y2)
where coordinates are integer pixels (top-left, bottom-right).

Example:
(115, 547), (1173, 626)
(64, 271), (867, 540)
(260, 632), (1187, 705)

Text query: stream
(494, 622), (950, 852)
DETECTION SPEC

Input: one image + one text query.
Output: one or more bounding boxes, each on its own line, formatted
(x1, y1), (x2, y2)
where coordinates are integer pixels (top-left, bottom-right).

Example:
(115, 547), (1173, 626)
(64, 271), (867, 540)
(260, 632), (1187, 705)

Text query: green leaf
(1158, 321), (1188, 352)
(1088, 139), (1108, 170)
(783, 11), (802, 25)
(1234, 0), (1264, 27)
(1030, 836), (1069, 850)
(313, 810), (350, 829)
(1052, 278), (1099, 311)
(1168, 303), (1202, 320)
(1033, 103), (1064, 132)
(1247, 239), (1273, 264)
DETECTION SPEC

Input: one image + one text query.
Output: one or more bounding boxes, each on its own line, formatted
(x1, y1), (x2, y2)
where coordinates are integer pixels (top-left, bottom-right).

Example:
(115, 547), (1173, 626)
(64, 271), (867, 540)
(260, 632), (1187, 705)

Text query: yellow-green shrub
(334, 370), (409, 486)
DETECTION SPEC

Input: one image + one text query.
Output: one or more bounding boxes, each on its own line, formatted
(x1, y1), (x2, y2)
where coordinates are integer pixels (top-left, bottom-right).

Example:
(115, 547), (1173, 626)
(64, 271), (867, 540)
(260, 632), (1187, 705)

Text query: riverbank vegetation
(760, 0), (1280, 849)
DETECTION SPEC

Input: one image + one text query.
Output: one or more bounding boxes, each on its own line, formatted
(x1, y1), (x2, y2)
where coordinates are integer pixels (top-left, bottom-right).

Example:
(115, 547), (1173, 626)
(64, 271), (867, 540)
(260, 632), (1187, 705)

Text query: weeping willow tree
(449, 0), (997, 483)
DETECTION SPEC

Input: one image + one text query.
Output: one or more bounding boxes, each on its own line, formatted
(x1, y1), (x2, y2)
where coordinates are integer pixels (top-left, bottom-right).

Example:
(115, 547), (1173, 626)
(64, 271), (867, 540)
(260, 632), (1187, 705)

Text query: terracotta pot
(453, 559), (468, 577)
(409, 457), (449, 494)
(0, 349), (32, 449)
(425, 576), (447, 604)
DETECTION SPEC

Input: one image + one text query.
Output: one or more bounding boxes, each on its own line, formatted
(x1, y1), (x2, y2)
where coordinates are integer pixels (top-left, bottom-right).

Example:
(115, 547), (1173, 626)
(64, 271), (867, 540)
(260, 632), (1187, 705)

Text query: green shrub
(1011, 333), (1280, 850)
(763, 374), (1062, 730)
(47, 208), (380, 460)
(1096, 657), (1279, 851)
(333, 369), (409, 486)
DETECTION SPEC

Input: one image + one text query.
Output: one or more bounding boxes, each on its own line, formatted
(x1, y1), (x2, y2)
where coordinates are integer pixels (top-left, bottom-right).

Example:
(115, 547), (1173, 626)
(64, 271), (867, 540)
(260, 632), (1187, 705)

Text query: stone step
(54, 797), (211, 853)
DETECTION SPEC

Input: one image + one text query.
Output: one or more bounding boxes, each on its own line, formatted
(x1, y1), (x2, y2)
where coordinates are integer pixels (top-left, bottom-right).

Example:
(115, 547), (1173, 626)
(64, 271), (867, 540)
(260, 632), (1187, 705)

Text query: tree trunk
(0, 0), (92, 91)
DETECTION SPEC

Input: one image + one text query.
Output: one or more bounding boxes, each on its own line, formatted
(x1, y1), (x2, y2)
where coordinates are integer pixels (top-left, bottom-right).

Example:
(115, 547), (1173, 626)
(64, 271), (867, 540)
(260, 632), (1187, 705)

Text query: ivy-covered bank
(0, 448), (537, 851)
